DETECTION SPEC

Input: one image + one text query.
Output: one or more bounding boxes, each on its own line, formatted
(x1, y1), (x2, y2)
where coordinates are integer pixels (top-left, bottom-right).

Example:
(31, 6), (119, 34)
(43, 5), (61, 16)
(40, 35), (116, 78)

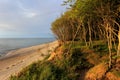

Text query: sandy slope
(0, 41), (58, 80)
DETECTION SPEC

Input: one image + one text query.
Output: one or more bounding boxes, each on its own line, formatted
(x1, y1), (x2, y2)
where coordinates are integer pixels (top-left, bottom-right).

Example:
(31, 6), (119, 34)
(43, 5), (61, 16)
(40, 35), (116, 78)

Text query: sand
(0, 41), (58, 80)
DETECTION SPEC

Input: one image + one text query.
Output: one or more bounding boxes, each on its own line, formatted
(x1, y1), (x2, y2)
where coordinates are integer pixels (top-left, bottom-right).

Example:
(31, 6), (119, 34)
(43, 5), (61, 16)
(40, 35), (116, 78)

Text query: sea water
(0, 38), (55, 56)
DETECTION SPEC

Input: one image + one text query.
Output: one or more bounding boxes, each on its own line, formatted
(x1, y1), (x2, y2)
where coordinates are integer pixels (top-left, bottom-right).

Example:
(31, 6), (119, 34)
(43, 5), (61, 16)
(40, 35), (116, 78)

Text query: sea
(0, 38), (55, 56)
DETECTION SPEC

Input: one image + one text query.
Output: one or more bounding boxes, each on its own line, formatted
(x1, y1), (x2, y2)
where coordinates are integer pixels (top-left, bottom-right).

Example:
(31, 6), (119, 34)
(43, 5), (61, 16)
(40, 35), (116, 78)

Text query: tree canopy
(51, 0), (120, 67)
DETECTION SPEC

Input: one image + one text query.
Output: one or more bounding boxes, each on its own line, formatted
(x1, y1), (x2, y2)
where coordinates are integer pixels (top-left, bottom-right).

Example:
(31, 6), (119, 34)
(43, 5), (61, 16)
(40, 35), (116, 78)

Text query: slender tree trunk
(117, 30), (120, 58)
(108, 28), (112, 68)
(106, 23), (112, 68)
(83, 26), (88, 46)
(88, 19), (92, 47)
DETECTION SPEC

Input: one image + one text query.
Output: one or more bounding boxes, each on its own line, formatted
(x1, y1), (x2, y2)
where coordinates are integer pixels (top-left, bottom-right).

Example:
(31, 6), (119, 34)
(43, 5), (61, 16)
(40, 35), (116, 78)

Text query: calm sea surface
(0, 38), (55, 55)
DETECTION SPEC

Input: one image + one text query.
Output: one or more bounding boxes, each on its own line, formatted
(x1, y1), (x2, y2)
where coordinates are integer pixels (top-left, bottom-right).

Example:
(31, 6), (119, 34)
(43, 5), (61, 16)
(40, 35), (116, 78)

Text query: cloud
(23, 11), (38, 18)
(24, 12), (38, 18)
(0, 23), (15, 31)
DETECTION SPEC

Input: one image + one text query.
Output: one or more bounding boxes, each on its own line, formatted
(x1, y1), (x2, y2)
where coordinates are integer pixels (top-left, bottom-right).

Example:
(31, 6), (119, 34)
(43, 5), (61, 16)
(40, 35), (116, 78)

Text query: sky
(0, 0), (66, 38)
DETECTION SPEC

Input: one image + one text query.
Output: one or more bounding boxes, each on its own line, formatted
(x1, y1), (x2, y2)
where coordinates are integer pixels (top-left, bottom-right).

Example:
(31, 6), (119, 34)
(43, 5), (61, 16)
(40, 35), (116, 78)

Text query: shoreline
(0, 40), (58, 80)
(0, 38), (55, 58)
(0, 40), (55, 59)
(0, 49), (17, 59)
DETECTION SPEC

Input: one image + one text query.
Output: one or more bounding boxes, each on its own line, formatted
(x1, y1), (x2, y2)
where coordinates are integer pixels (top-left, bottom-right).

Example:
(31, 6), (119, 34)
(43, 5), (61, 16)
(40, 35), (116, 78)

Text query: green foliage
(92, 42), (108, 52)
(69, 48), (93, 69)
(63, 41), (87, 49)
(10, 63), (72, 80)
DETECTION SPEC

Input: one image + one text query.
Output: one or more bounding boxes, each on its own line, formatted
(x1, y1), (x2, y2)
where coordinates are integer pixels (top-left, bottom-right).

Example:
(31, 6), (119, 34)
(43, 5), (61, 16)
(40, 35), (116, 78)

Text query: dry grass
(85, 63), (108, 80)
(47, 46), (63, 61)
(86, 52), (100, 65)
(105, 72), (120, 80)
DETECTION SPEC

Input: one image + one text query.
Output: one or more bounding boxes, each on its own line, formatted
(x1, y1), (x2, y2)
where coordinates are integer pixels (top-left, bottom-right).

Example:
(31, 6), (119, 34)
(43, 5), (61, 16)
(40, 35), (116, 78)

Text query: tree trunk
(83, 26), (88, 46)
(117, 30), (120, 58)
(88, 19), (92, 47)
(106, 23), (112, 68)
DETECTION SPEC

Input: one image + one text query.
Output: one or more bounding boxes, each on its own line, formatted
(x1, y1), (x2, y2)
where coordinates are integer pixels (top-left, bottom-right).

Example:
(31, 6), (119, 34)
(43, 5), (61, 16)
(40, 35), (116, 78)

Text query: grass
(112, 70), (120, 78)
(10, 59), (78, 80)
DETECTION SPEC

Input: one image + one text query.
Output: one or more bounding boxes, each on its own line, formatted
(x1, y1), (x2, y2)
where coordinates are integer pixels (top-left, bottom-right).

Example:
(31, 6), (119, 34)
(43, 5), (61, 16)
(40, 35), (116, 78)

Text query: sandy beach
(0, 41), (58, 80)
